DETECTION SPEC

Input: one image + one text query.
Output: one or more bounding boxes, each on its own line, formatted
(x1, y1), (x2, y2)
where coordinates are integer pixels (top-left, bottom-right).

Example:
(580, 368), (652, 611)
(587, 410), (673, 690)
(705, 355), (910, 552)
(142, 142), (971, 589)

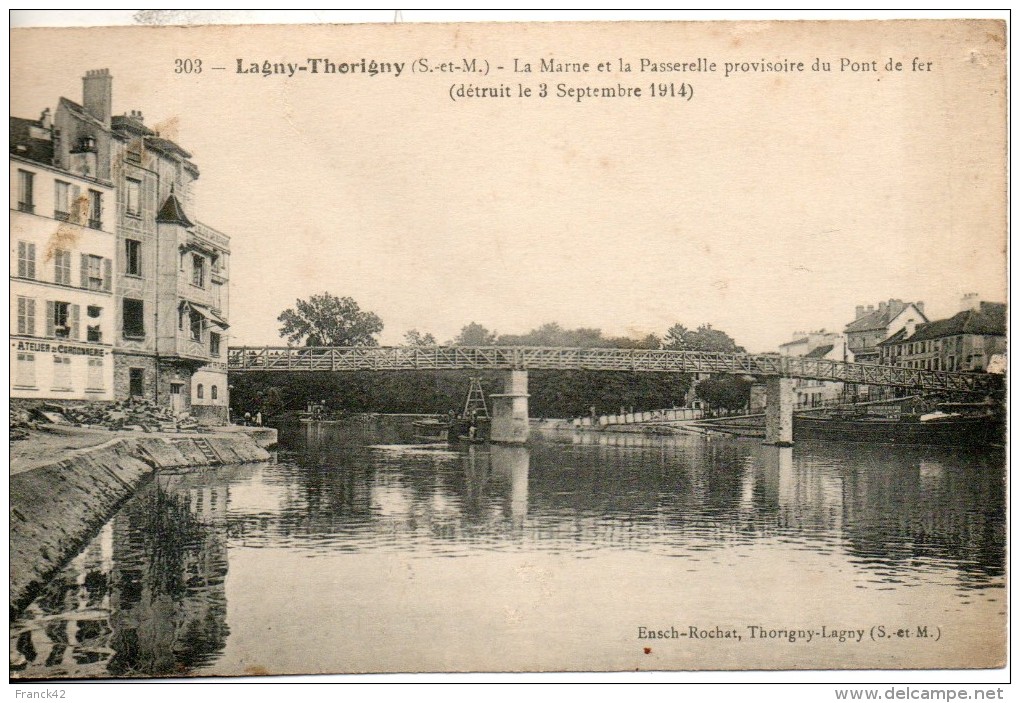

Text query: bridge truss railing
(226, 346), (1002, 394)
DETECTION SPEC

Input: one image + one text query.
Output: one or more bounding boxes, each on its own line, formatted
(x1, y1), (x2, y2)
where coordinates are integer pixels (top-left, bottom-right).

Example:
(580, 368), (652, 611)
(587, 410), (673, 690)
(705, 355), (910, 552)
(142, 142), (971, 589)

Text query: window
(125, 239), (142, 276)
(210, 332), (221, 357)
(17, 170), (34, 213)
(54, 249), (72, 285)
(87, 305), (101, 318)
(126, 178), (141, 216)
(123, 298), (145, 338)
(197, 384), (204, 399)
(192, 254), (205, 288)
(129, 368), (144, 397)
(190, 308), (204, 342)
(17, 241), (36, 279)
(17, 297), (36, 336)
(86, 358), (104, 390)
(51, 301), (74, 339)
(54, 180), (81, 221)
(86, 254), (103, 290)
(87, 324), (102, 343)
(15, 353), (36, 388)
(126, 139), (142, 164)
(52, 356), (72, 390)
(211, 385), (218, 400)
(88, 190), (102, 229)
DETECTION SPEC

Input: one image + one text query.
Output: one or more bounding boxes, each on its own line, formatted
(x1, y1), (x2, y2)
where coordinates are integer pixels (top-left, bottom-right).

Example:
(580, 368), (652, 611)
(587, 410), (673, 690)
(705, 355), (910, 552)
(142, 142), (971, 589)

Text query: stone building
(777, 330), (850, 408)
(844, 298), (928, 364)
(878, 297), (1006, 373)
(9, 69), (231, 422)
(108, 92), (231, 423)
(10, 100), (116, 401)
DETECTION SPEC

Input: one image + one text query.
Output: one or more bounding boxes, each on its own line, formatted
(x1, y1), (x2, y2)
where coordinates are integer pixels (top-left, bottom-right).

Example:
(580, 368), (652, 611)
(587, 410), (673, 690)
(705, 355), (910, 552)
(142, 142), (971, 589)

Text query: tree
(664, 323), (745, 353)
(277, 293), (383, 347)
(451, 322), (496, 346)
(403, 329), (437, 347)
(695, 375), (752, 411)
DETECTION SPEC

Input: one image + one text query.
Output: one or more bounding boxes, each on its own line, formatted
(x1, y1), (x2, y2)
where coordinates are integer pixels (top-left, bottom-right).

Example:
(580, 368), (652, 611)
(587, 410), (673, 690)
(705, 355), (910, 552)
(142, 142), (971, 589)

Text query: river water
(10, 420), (1006, 677)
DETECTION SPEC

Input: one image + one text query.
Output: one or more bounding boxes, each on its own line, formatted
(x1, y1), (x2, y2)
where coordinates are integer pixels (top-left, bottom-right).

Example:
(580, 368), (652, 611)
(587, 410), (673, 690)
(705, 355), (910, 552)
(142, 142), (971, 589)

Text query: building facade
(108, 97), (231, 423)
(10, 107), (116, 401)
(878, 298), (1006, 373)
(777, 330), (851, 408)
(9, 69), (230, 422)
(844, 299), (928, 364)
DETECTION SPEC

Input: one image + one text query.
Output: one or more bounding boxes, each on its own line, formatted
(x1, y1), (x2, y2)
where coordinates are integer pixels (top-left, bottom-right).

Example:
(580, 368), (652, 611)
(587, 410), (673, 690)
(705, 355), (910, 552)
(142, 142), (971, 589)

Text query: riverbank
(10, 427), (274, 617)
(529, 417), (713, 436)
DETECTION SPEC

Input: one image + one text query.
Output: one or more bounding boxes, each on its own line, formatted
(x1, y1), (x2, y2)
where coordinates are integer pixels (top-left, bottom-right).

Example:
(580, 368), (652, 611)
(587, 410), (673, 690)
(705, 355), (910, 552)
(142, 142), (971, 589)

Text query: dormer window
(76, 135), (97, 153)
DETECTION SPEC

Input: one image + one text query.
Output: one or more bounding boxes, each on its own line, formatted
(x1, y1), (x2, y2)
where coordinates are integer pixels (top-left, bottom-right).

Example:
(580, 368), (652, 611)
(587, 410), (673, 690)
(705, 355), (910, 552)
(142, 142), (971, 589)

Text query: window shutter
(70, 304), (80, 340)
(27, 243), (35, 279)
(17, 242), (25, 277)
(81, 253), (89, 288)
(46, 301), (55, 337)
(27, 299), (35, 336)
(71, 185), (81, 222)
(103, 258), (112, 291)
(119, 241), (127, 273)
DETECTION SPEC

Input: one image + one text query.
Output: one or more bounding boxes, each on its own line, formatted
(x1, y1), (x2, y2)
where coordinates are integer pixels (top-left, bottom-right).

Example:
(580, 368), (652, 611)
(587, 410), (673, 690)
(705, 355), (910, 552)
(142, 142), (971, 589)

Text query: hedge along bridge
(227, 346), (1003, 446)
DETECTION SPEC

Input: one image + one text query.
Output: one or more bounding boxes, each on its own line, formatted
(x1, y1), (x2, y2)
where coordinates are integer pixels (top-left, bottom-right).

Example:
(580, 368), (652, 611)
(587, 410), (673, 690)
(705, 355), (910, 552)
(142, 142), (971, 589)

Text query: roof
(112, 114), (155, 137)
(882, 303), (1006, 345)
(9, 116), (53, 165)
(804, 344), (835, 358)
(156, 191), (194, 227)
(145, 135), (192, 160)
(844, 301), (914, 333)
(779, 337), (809, 348)
(877, 329), (907, 347)
(57, 97), (109, 130)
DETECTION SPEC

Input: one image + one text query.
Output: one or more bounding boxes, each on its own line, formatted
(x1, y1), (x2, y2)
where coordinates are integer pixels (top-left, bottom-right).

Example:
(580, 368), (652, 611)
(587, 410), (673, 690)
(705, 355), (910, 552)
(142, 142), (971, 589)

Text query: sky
(9, 14), (1007, 353)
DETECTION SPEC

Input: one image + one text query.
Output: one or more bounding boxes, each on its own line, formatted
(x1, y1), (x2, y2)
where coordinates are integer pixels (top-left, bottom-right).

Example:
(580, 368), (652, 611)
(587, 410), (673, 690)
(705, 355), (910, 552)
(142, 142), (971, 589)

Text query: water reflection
(10, 466), (252, 678)
(10, 422), (1005, 678)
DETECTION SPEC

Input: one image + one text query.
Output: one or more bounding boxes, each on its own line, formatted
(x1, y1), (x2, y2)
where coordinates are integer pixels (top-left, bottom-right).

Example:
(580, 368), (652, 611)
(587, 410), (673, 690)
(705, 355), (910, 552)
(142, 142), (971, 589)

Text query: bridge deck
(226, 346), (1001, 393)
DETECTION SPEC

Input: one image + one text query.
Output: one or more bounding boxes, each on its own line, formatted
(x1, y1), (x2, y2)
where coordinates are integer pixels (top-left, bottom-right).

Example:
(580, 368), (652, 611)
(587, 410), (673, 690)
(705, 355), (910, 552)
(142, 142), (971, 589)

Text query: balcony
(175, 333), (211, 362)
(17, 202), (34, 214)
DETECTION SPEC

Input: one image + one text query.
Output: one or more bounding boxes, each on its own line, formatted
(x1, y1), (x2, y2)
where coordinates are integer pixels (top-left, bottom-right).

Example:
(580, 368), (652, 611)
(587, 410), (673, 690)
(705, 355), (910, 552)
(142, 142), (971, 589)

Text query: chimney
(878, 301), (888, 315)
(39, 108), (51, 129)
(867, 305), (874, 314)
(961, 293), (980, 312)
(82, 69), (112, 125)
(129, 109), (144, 123)
(855, 305), (865, 319)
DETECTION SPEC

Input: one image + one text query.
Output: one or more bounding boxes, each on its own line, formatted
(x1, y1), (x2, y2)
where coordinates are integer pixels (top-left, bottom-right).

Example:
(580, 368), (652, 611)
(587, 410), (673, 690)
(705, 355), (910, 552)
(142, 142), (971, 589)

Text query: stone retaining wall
(10, 433), (270, 616)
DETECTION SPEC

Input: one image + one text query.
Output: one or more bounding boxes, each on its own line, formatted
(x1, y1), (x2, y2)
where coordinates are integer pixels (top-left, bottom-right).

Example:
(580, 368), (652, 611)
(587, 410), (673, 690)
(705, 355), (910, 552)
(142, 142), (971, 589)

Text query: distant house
(844, 299), (928, 364)
(777, 330), (850, 408)
(878, 299), (1006, 372)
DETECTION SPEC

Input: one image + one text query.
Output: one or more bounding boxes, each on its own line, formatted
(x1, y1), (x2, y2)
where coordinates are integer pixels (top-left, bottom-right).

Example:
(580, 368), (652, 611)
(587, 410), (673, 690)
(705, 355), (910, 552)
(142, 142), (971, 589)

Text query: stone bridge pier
(764, 376), (794, 447)
(490, 370), (530, 444)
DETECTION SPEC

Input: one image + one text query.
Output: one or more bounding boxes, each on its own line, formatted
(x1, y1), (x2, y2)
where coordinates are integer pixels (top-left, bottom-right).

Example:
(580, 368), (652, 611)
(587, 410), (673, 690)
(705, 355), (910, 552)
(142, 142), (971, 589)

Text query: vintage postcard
(8, 15), (1007, 683)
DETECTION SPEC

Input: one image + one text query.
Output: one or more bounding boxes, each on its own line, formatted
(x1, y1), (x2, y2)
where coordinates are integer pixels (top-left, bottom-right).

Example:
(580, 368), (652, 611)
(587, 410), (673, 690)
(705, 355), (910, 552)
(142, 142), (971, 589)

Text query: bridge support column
(489, 370), (529, 444)
(764, 376), (794, 447)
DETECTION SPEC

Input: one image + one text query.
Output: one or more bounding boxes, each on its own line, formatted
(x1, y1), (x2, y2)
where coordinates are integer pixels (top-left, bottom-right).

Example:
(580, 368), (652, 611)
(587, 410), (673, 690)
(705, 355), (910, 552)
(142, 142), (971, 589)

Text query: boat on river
(793, 402), (1004, 447)
(412, 418), (450, 443)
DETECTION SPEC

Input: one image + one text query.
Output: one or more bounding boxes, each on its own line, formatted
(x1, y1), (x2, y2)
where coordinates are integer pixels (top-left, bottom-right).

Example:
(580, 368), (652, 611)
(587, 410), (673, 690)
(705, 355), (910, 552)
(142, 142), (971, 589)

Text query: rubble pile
(10, 408), (34, 441)
(30, 399), (206, 434)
